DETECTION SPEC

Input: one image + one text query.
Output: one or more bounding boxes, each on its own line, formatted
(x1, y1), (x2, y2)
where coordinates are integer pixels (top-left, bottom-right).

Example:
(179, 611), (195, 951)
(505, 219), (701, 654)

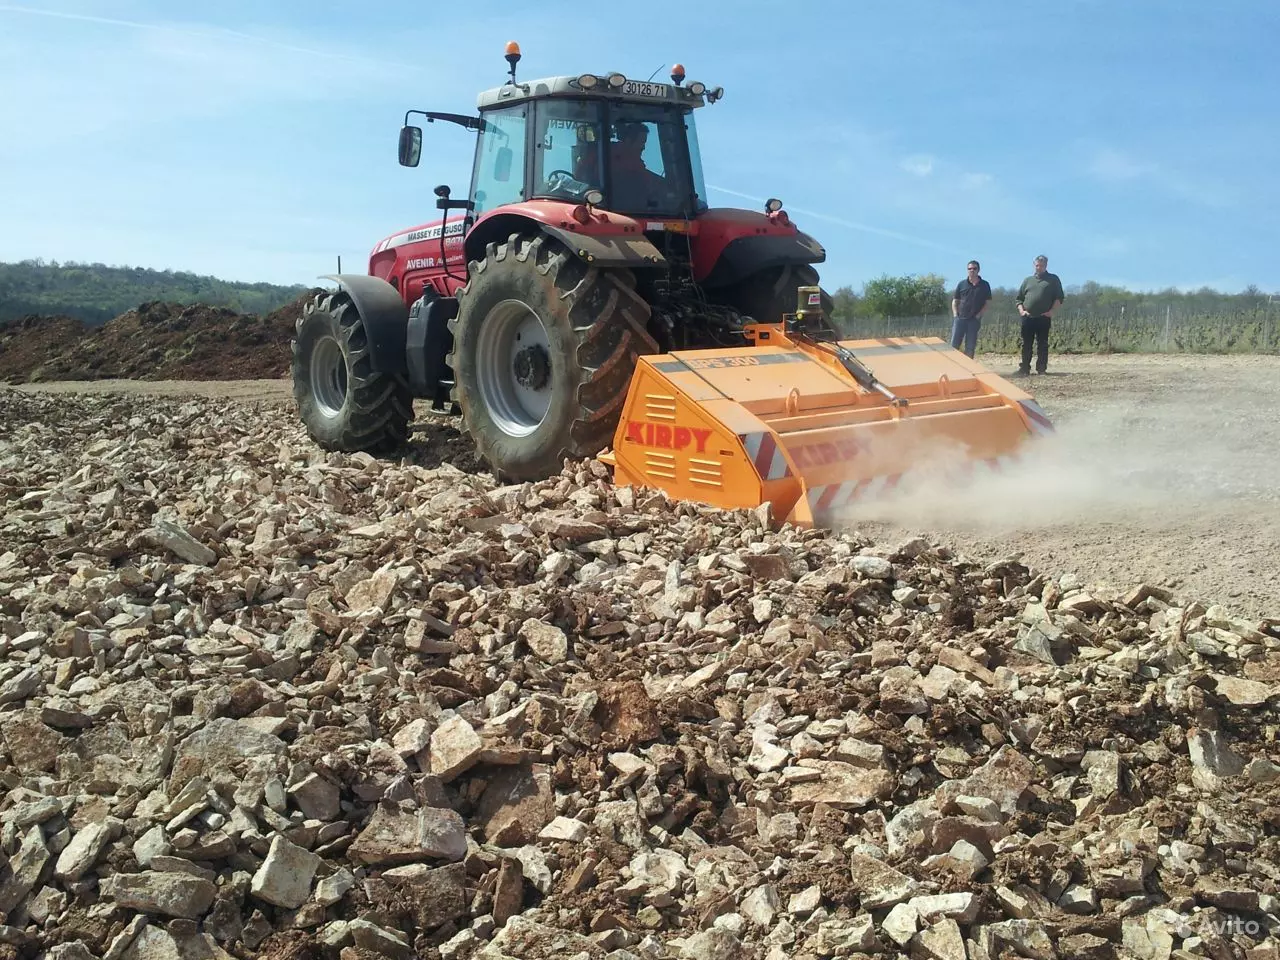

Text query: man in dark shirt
(1015, 254), (1065, 375)
(950, 260), (992, 358)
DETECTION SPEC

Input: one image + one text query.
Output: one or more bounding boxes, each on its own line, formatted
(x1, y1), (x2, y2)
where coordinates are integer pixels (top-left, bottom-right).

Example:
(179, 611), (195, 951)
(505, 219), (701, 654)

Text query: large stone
(518, 619), (570, 664)
(429, 715), (484, 782)
(1187, 729), (1246, 790)
(1, 713), (65, 773)
(912, 918), (967, 960)
(287, 773), (341, 821)
(55, 821), (116, 881)
(170, 718), (286, 789)
(0, 826), (50, 916)
(350, 920), (414, 959)
(349, 804), (468, 865)
(250, 835), (322, 909)
(100, 872), (217, 919)
(680, 928), (745, 960)
(848, 853), (920, 910)
(935, 745), (1036, 817)
(1213, 675), (1274, 706)
(853, 555), (894, 580)
(120, 927), (234, 960)
(790, 761), (893, 809)
(475, 764), (555, 846)
(150, 517), (216, 565)
(473, 916), (603, 959)
(384, 863), (471, 929)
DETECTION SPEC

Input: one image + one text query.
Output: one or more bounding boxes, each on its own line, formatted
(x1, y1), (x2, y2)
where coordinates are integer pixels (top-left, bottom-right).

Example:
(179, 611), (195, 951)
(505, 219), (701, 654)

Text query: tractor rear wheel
(722, 262), (835, 326)
(448, 231), (658, 482)
(291, 291), (413, 453)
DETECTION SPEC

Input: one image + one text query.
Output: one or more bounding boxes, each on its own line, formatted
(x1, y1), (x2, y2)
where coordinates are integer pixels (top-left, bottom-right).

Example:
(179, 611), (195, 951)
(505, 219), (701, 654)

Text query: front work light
(607, 73), (626, 89)
(577, 73), (600, 89)
(689, 81), (706, 96)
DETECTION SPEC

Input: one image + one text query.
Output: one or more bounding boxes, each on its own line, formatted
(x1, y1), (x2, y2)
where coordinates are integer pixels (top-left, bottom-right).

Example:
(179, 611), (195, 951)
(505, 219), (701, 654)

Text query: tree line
(0, 259), (310, 327)
(828, 272), (1280, 326)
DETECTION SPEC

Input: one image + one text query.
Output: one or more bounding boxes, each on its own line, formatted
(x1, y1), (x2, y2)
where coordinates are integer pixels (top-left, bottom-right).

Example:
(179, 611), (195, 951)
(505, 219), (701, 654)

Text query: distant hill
(0, 259), (310, 327)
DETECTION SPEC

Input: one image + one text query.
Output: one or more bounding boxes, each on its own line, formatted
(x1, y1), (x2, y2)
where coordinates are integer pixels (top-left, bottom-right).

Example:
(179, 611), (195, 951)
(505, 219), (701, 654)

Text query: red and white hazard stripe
(1018, 399), (1055, 436)
(740, 432), (792, 482)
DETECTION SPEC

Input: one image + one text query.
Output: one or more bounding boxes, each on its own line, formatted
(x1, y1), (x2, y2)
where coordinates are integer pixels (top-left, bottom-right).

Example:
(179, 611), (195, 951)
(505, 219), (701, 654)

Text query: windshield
(530, 98), (702, 218)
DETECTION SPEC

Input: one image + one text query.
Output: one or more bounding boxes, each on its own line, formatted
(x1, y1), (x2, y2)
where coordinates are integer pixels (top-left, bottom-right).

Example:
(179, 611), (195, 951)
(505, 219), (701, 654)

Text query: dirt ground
(7, 352), (1278, 621)
(0, 292), (319, 383)
(845, 353), (1280, 622)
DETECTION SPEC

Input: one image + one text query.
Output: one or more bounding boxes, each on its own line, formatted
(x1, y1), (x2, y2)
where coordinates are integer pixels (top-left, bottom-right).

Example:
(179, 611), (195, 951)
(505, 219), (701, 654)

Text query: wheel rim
(476, 299), (553, 437)
(310, 335), (348, 418)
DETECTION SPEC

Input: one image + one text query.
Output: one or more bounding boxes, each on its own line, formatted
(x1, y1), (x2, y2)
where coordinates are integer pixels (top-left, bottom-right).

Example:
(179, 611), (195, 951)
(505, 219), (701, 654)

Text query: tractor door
(469, 104), (529, 216)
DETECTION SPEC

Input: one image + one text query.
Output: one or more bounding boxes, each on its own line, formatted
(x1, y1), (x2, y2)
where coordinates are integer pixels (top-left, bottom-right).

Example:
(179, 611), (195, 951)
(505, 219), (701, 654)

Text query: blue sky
(1, 0), (1276, 294)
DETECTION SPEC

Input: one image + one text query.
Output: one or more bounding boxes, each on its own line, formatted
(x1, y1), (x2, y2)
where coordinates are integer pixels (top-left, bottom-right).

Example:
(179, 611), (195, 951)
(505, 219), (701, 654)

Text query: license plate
(621, 80), (669, 99)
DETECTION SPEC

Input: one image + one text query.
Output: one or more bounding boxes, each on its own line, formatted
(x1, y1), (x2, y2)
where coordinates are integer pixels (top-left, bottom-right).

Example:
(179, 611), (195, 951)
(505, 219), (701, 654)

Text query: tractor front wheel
(448, 231), (658, 482)
(291, 291), (413, 453)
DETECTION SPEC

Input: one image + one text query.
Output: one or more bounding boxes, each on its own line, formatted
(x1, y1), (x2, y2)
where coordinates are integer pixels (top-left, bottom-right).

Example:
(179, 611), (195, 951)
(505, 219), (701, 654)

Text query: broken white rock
(518, 618), (570, 663)
(540, 816), (589, 842)
(853, 555), (894, 579)
(54, 820), (117, 882)
(251, 834), (322, 909)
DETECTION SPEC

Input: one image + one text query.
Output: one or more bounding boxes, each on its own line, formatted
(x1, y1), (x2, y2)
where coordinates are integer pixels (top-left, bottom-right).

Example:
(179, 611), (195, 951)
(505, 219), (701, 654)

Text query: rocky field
(1, 382), (1279, 960)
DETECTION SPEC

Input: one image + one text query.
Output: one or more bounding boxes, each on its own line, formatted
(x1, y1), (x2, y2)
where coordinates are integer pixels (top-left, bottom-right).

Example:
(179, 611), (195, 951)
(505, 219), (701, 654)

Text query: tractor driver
(609, 121), (668, 211)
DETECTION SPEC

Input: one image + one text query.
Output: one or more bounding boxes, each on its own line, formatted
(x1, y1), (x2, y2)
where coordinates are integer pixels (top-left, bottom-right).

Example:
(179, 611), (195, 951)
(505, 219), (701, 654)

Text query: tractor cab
(397, 45), (724, 225)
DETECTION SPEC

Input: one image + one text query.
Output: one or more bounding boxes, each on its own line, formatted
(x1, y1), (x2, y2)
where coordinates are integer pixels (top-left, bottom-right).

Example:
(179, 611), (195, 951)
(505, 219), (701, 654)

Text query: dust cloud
(826, 397), (1257, 536)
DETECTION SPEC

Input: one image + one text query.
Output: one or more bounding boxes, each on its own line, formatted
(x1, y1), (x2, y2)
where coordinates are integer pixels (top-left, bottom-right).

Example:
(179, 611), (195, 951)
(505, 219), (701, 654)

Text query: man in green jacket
(1015, 254), (1065, 375)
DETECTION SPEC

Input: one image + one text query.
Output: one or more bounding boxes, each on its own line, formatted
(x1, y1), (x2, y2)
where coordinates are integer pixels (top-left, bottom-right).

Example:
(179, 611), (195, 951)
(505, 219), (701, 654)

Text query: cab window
(533, 100), (604, 201)
(471, 105), (527, 215)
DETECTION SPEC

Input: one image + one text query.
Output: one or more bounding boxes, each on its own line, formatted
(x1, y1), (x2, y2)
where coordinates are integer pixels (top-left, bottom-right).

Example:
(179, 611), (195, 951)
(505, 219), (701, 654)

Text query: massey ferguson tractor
(292, 44), (831, 481)
(292, 43), (1055, 526)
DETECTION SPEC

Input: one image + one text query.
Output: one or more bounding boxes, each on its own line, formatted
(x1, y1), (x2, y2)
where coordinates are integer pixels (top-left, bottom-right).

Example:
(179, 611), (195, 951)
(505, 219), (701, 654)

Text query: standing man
(950, 260), (992, 358)
(1015, 254), (1065, 375)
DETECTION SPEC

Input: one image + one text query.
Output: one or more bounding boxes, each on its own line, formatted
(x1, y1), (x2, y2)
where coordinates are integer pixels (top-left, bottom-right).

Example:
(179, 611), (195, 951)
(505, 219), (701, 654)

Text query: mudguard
(461, 209), (668, 271)
(696, 232), (826, 290)
(539, 225), (667, 268)
(318, 274), (410, 376)
(407, 295), (458, 406)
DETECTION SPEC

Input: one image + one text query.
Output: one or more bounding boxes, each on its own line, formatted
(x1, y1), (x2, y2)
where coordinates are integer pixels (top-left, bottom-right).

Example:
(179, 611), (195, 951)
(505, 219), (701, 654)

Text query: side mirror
(398, 126), (422, 167)
(494, 146), (513, 183)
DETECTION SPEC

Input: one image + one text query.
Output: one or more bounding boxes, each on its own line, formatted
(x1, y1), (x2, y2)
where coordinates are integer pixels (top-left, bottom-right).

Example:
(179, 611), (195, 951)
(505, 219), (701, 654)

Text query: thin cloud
(1085, 144), (1235, 209)
(707, 185), (961, 254)
(900, 154), (935, 177)
(0, 3), (420, 71)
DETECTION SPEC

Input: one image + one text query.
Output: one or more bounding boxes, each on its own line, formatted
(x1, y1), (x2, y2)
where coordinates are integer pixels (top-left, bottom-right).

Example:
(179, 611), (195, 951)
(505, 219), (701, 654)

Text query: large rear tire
(291, 291), (413, 454)
(720, 262), (835, 326)
(447, 231), (658, 482)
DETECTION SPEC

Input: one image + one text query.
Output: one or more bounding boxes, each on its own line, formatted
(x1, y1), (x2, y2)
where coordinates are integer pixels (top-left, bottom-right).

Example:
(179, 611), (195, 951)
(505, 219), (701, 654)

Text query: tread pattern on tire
(291, 291), (414, 454)
(447, 231), (658, 482)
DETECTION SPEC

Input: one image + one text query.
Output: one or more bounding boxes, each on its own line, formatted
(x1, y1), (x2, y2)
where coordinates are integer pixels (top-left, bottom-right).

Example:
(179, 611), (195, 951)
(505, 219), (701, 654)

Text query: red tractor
(292, 43), (833, 482)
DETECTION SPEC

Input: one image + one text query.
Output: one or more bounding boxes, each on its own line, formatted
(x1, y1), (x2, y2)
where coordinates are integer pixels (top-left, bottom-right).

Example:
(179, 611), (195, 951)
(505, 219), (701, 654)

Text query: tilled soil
(0, 292), (320, 384)
(840, 353), (1280, 623)
(0, 374), (1278, 960)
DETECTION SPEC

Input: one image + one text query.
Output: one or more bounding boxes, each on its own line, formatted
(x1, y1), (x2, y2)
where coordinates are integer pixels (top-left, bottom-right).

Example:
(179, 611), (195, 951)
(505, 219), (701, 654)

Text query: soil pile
(0, 291), (320, 384)
(0, 315), (90, 383)
(0, 390), (1277, 960)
